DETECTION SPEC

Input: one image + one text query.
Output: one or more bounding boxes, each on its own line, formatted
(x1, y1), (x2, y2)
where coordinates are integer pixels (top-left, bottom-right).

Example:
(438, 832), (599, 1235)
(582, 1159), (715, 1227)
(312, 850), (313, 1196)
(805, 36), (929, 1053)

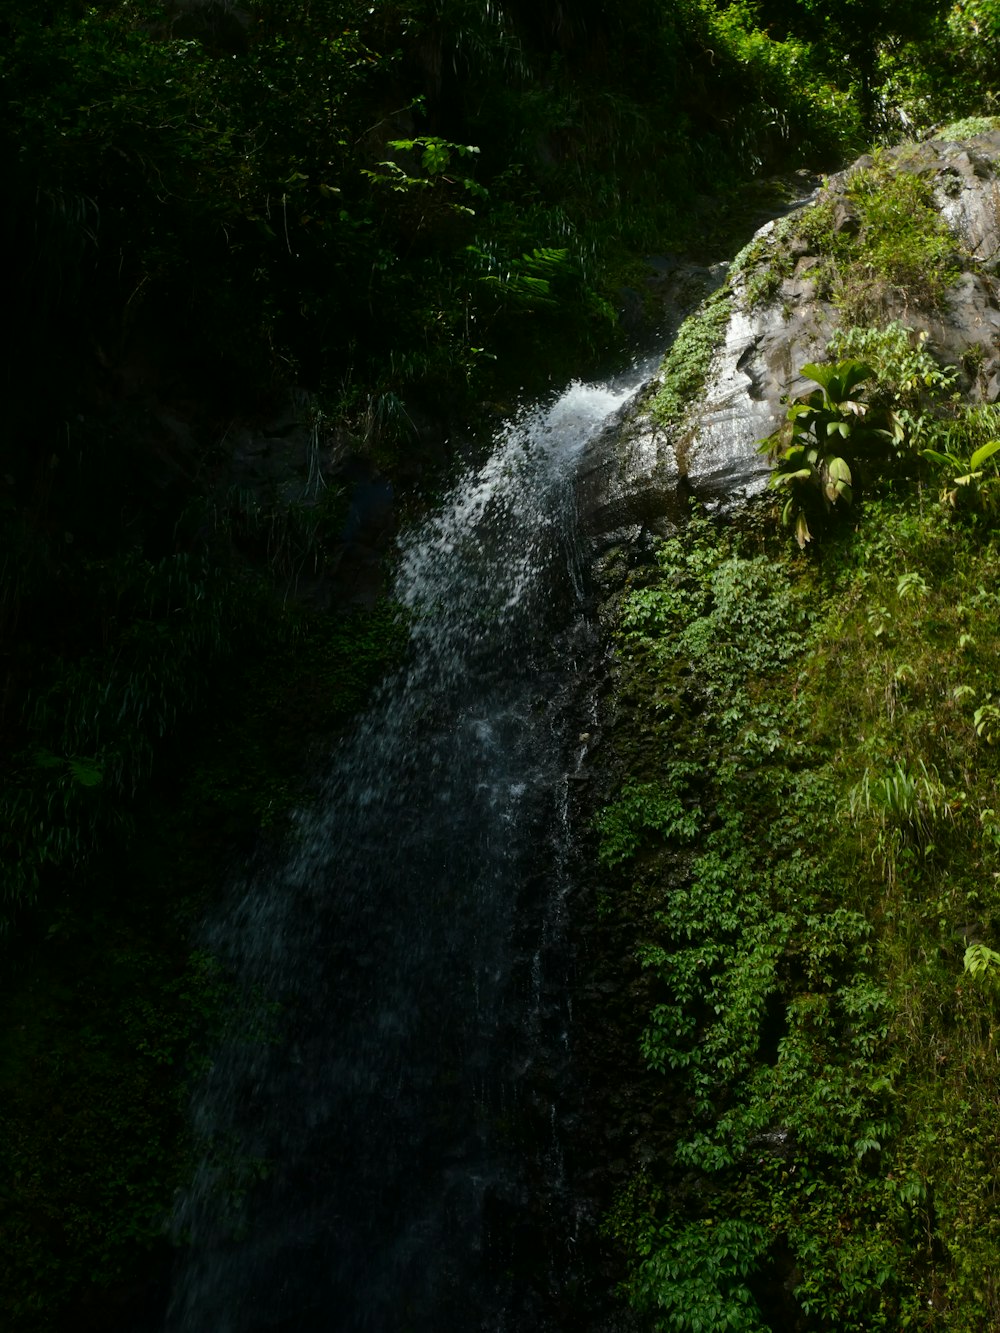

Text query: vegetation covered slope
(594, 133), (1000, 1328)
(598, 476), (1000, 1329)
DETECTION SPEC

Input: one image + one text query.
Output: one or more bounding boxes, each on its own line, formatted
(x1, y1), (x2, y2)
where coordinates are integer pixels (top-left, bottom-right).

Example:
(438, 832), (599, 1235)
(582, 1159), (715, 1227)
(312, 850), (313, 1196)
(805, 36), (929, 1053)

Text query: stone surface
(579, 131), (1000, 550)
(223, 389), (351, 505)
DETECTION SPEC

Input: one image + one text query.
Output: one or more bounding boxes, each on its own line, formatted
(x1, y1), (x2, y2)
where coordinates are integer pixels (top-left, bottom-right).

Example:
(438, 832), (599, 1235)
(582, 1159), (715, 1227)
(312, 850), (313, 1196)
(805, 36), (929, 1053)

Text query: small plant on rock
(759, 358), (876, 548)
(922, 436), (1000, 512)
(964, 941), (1000, 983)
(828, 322), (958, 453)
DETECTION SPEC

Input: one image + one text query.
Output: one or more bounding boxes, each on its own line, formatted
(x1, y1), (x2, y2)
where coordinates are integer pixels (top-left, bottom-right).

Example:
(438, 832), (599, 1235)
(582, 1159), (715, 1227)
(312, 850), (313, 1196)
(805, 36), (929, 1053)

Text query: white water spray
(166, 371), (645, 1333)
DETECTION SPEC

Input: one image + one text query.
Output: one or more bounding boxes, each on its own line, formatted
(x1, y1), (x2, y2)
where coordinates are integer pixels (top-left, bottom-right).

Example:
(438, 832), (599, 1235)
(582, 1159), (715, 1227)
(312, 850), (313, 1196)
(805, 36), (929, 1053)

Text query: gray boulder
(580, 130), (1000, 546)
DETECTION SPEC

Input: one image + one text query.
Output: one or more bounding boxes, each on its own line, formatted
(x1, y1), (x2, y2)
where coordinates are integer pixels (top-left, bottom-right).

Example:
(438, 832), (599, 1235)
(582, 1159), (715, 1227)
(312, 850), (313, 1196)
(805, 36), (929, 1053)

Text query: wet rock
(748, 1127), (796, 1161)
(578, 130), (1000, 554)
(644, 254), (724, 320)
(224, 390), (351, 505)
(831, 198), (860, 236)
(575, 401), (684, 545)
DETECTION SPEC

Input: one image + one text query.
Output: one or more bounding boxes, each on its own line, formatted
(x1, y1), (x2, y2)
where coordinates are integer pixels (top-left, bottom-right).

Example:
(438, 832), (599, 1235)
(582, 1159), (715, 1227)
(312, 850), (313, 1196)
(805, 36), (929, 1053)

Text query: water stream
(166, 367), (650, 1333)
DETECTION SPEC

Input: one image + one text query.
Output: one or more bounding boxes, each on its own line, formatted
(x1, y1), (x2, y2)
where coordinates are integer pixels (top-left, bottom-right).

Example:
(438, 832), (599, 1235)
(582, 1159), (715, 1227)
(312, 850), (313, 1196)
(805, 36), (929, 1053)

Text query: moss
(595, 483), (1000, 1330)
(649, 285), (733, 432)
(836, 158), (962, 318)
(733, 198), (841, 310)
(732, 148), (967, 326)
(935, 115), (1000, 140)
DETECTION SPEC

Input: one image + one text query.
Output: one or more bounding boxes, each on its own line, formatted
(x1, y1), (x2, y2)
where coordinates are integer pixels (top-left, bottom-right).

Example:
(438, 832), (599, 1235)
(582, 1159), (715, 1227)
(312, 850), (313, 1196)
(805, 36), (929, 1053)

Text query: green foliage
(963, 941), (1000, 982)
(760, 358), (874, 547)
(0, 944), (235, 1329)
(828, 322), (958, 412)
(761, 157), (964, 332)
(2, 0), (906, 426)
(631, 1218), (770, 1332)
(0, 0), (986, 431)
(368, 136), (484, 187)
(1, 552), (243, 924)
(847, 759), (951, 849)
(185, 597), (409, 834)
(596, 773), (703, 867)
(0, 580), (406, 1326)
(3, 0), (1000, 1326)
(479, 246), (583, 314)
(841, 163), (960, 315)
(756, 0), (952, 128)
(0, 457), (406, 1323)
(936, 115), (1000, 140)
(650, 286), (734, 431)
(882, 5), (1000, 130)
(598, 489), (1000, 1330)
(923, 437), (1000, 513)
(700, 1), (863, 164)
(758, 331), (966, 547)
(973, 700), (1000, 743)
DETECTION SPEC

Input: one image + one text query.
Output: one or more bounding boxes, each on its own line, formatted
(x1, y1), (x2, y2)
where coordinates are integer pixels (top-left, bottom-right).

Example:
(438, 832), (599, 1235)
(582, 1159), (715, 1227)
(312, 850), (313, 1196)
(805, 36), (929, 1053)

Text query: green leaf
(970, 439), (1000, 472)
(965, 941), (1000, 979)
(33, 747), (65, 771)
(921, 447), (958, 468)
(827, 456), (853, 484)
(824, 455), (853, 505)
(781, 445), (810, 465)
(801, 358), (873, 402)
(799, 362), (828, 385)
(772, 468), (812, 486)
(68, 758), (103, 788)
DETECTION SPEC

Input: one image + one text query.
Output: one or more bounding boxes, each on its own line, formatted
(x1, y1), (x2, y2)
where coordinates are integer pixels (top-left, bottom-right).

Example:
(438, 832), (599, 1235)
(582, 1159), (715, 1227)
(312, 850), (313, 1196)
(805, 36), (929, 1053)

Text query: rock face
(215, 392), (394, 606)
(579, 129), (1000, 549)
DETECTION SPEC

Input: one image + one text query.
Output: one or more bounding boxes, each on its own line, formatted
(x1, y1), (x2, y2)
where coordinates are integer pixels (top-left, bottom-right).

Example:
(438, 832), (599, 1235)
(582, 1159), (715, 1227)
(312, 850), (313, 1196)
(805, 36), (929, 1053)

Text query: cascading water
(166, 369), (648, 1333)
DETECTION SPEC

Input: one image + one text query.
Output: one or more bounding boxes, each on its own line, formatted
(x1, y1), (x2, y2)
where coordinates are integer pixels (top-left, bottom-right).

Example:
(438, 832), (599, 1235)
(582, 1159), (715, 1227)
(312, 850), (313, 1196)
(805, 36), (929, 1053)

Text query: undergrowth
(736, 147), (964, 321)
(598, 472), (1000, 1329)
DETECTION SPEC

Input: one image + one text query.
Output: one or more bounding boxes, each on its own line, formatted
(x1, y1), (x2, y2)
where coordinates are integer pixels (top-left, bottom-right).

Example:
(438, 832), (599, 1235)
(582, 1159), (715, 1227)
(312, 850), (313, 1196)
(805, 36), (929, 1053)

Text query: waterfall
(166, 369), (648, 1333)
